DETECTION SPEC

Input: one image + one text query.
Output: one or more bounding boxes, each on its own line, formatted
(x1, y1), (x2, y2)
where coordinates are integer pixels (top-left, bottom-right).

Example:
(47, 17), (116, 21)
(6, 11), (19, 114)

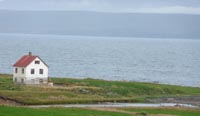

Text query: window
(39, 79), (43, 84)
(31, 69), (35, 74)
(35, 60), (40, 64)
(39, 69), (43, 74)
(22, 68), (24, 74)
(15, 68), (18, 73)
(15, 78), (17, 83)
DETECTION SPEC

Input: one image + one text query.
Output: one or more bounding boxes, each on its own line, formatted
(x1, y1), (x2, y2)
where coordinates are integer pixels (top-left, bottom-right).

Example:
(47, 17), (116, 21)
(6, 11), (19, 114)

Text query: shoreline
(1, 94), (199, 108)
(27, 103), (199, 109)
(1, 73), (200, 88)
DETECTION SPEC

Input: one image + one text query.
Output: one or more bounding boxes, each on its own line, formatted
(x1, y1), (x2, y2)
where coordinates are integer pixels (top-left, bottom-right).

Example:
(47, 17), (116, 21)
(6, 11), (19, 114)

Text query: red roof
(13, 55), (38, 67)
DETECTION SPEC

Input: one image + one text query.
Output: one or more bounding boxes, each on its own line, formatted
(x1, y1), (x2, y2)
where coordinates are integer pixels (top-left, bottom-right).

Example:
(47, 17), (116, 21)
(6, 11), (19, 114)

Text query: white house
(13, 52), (50, 85)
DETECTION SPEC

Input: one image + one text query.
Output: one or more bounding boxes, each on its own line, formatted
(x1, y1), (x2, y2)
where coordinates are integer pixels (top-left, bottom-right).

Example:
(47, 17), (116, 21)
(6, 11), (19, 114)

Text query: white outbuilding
(13, 52), (50, 85)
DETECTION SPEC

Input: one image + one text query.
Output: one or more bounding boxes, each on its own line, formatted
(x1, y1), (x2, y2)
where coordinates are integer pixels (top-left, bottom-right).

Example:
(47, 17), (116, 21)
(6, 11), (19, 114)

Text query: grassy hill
(0, 74), (199, 105)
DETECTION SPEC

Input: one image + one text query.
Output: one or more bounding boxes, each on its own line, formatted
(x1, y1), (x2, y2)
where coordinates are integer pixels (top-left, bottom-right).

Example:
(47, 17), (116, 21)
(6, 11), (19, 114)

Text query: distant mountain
(0, 10), (200, 38)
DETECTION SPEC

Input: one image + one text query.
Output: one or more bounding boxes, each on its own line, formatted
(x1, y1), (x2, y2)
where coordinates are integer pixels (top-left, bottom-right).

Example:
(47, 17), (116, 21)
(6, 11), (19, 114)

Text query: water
(29, 103), (199, 108)
(0, 33), (200, 87)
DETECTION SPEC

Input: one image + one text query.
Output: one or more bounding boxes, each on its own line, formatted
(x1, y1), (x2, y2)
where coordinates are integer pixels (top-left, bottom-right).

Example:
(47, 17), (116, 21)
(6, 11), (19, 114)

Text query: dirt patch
(0, 98), (21, 106)
(0, 95), (23, 106)
(147, 96), (200, 107)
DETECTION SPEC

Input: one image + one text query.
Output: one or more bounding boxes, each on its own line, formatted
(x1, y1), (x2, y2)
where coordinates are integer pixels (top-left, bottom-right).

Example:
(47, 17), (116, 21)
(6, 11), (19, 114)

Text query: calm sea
(0, 33), (200, 87)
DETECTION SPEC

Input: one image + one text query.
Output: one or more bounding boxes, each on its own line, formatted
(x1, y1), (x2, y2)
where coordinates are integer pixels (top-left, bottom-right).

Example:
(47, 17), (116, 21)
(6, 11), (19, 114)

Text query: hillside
(0, 74), (199, 105)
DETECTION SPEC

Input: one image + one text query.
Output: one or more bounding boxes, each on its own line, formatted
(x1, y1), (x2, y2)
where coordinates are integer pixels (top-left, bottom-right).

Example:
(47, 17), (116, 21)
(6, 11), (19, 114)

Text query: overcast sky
(0, 0), (200, 14)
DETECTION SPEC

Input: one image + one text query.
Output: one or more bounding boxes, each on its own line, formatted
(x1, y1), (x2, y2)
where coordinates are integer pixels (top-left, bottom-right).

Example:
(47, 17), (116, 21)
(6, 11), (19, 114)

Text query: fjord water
(0, 34), (200, 87)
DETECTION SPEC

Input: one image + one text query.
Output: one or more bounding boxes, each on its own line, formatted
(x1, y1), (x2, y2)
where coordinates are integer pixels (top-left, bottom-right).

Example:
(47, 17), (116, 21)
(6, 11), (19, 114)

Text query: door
(21, 78), (24, 83)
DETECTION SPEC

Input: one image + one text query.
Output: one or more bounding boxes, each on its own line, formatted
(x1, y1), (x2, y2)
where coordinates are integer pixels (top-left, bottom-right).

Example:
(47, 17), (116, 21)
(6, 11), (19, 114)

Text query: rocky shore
(147, 96), (200, 107)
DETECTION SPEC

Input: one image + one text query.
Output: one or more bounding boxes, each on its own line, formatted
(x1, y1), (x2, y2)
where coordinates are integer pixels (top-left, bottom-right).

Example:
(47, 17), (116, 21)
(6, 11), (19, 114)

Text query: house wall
(25, 57), (48, 84)
(13, 67), (26, 83)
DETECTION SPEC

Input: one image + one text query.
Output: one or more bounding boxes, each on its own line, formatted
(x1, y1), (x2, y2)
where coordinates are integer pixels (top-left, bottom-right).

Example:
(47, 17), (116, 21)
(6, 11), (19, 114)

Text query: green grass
(124, 107), (200, 116)
(52, 77), (200, 96)
(0, 106), (199, 116)
(0, 74), (200, 105)
(0, 106), (132, 116)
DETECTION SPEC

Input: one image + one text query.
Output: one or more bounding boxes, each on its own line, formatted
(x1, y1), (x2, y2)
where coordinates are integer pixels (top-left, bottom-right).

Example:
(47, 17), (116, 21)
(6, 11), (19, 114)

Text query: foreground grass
(0, 106), (131, 116)
(0, 105), (199, 116)
(0, 74), (200, 105)
(123, 107), (200, 116)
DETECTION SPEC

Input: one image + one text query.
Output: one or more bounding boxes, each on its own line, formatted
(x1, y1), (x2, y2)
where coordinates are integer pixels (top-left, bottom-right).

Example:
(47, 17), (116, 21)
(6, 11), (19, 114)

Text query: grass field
(123, 107), (200, 116)
(0, 74), (200, 105)
(0, 105), (199, 116)
(0, 106), (131, 116)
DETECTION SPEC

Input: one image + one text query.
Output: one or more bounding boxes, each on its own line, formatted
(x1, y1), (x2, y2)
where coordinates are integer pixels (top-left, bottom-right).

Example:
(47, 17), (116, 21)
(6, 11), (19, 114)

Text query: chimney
(28, 52), (32, 56)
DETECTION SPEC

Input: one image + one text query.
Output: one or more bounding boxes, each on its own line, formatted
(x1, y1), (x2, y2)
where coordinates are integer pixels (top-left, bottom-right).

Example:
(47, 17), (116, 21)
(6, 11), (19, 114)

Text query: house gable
(26, 57), (48, 78)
